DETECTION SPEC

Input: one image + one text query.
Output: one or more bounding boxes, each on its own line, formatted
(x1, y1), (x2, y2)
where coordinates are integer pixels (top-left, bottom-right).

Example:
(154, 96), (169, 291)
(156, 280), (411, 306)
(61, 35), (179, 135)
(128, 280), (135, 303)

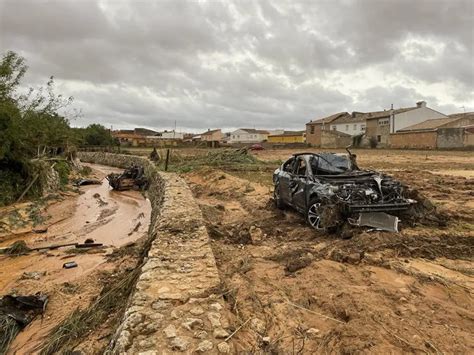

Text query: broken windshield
(311, 153), (352, 175)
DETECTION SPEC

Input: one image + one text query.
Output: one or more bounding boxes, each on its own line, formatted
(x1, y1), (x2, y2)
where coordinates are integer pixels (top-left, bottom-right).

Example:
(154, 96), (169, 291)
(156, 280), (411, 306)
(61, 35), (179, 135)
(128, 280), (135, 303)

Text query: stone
(207, 312), (222, 328)
(194, 330), (208, 339)
(182, 318), (204, 331)
(196, 340), (213, 352)
(163, 324), (177, 338)
(151, 300), (168, 310)
(213, 328), (229, 339)
(250, 318), (266, 335)
(171, 309), (183, 319)
(262, 336), (271, 345)
(217, 342), (231, 353)
(158, 292), (185, 301)
(170, 336), (189, 351)
(209, 302), (223, 311)
(249, 226), (264, 243)
(306, 328), (321, 338)
(189, 306), (205, 316)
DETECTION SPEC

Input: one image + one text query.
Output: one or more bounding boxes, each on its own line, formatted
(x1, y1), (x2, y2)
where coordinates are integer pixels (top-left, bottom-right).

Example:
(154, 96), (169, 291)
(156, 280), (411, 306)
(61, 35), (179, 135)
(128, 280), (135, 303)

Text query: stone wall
(78, 152), (232, 354)
(389, 131), (437, 149)
(437, 128), (465, 149)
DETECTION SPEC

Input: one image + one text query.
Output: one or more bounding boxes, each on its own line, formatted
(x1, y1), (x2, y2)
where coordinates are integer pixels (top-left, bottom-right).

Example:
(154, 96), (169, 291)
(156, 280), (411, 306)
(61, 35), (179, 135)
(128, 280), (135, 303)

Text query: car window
(283, 158), (295, 173)
(312, 153), (351, 174)
(295, 158), (307, 176)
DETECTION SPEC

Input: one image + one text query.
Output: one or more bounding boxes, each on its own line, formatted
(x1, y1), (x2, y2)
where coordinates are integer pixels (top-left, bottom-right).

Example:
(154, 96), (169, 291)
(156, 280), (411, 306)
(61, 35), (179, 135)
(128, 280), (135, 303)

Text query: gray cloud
(0, 0), (472, 132)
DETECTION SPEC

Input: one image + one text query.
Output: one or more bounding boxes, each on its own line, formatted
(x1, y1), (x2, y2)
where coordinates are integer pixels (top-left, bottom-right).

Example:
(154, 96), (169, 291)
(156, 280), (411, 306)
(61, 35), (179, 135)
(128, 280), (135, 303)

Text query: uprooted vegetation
(184, 155), (473, 353)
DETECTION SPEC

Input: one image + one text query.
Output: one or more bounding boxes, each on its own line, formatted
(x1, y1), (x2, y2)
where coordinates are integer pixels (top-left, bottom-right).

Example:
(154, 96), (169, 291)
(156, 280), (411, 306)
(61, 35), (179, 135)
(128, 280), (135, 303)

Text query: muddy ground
(184, 149), (473, 354)
(0, 164), (151, 354)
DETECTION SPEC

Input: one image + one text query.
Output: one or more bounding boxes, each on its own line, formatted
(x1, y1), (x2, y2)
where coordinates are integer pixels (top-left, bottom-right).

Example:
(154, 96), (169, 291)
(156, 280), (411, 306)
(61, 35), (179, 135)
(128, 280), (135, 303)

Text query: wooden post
(165, 149), (170, 171)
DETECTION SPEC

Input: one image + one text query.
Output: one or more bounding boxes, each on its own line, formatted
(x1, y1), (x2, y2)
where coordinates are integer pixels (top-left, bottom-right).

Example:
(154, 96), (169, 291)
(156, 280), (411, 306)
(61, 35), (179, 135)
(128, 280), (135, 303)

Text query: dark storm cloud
(0, 0), (472, 131)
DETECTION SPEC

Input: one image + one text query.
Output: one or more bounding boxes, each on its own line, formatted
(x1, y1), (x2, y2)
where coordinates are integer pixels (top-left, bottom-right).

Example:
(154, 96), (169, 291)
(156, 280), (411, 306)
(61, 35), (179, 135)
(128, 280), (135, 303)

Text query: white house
(229, 129), (270, 143)
(328, 114), (367, 136)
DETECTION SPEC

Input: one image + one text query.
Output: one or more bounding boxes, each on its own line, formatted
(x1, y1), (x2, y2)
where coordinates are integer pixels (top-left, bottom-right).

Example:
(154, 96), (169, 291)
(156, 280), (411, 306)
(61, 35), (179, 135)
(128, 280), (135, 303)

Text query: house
(228, 129), (270, 143)
(306, 112), (351, 146)
(154, 130), (184, 140)
(268, 131), (306, 143)
(200, 129), (223, 142)
(365, 101), (447, 146)
(390, 113), (474, 149)
(327, 113), (367, 136)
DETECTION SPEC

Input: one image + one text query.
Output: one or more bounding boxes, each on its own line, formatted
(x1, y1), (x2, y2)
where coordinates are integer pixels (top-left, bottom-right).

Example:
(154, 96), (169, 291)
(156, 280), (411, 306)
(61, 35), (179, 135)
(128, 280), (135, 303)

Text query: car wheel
(306, 199), (325, 230)
(274, 184), (286, 209)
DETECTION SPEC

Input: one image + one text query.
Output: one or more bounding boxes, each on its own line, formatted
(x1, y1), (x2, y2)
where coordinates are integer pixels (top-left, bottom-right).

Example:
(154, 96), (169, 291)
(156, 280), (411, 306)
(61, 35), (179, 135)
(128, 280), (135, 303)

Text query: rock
(33, 227), (48, 233)
(250, 318), (266, 335)
(249, 226), (264, 243)
(399, 297), (408, 302)
(262, 336), (271, 345)
(151, 300), (168, 310)
(189, 306), (205, 316)
(21, 271), (46, 280)
(207, 312), (222, 328)
(182, 318), (204, 331)
(163, 324), (177, 338)
(170, 336), (189, 351)
(209, 302), (223, 311)
(171, 309), (183, 319)
(196, 340), (213, 352)
(213, 328), (229, 339)
(306, 328), (321, 338)
(193, 330), (208, 339)
(346, 252), (361, 263)
(217, 342), (230, 353)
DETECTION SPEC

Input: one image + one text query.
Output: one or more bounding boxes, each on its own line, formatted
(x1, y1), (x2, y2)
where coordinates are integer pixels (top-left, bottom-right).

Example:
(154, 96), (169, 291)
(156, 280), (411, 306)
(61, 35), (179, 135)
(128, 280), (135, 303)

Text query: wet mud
(0, 163), (151, 353)
(185, 155), (473, 354)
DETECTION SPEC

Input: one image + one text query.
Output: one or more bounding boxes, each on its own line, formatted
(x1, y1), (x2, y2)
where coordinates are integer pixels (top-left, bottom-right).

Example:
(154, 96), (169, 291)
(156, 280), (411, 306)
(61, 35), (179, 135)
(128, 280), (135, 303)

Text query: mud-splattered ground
(184, 149), (473, 354)
(0, 164), (151, 354)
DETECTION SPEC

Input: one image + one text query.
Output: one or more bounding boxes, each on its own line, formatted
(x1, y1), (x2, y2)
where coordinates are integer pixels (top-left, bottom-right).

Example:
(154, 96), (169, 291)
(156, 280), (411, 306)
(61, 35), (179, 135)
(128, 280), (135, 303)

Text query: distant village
(112, 101), (474, 149)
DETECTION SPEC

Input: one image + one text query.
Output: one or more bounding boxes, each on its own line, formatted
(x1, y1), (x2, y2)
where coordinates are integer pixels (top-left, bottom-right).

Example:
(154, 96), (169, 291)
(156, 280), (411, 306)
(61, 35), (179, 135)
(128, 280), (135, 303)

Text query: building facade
(229, 129), (269, 143)
(268, 131), (306, 143)
(200, 129), (223, 142)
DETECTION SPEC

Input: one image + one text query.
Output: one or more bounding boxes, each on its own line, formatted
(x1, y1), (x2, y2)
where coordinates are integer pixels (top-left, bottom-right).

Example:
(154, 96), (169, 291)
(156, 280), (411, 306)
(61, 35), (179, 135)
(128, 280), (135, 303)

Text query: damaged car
(273, 151), (416, 232)
(106, 165), (148, 191)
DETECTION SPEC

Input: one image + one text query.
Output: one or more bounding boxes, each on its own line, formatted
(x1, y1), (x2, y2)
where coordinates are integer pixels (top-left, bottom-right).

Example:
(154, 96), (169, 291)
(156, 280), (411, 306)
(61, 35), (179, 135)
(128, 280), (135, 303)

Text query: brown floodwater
(0, 162), (151, 308)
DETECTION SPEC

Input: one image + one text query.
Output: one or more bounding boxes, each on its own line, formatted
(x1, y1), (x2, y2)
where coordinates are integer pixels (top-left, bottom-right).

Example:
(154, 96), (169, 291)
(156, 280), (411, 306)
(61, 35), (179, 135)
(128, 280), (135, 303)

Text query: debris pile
(0, 294), (48, 354)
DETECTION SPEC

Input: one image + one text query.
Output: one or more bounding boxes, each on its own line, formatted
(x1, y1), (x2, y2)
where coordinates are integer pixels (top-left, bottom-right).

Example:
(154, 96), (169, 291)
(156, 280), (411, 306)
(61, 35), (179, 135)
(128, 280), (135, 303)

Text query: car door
(278, 158), (295, 203)
(289, 157), (308, 212)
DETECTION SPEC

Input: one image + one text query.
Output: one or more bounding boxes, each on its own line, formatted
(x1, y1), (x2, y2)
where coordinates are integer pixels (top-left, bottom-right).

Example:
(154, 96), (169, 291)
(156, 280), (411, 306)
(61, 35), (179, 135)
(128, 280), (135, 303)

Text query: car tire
(274, 184), (286, 209)
(306, 198), (325, 230)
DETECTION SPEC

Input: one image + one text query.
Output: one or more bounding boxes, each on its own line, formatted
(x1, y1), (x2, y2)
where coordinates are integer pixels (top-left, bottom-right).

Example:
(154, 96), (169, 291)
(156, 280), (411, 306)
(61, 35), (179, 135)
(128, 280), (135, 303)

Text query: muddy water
(0, 163), (151, 292)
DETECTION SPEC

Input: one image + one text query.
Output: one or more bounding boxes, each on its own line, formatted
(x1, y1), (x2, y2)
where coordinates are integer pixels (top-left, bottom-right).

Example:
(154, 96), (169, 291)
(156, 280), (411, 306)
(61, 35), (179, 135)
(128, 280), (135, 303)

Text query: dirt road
(0, 164), (151, 354)
(184, 149), (473, 354)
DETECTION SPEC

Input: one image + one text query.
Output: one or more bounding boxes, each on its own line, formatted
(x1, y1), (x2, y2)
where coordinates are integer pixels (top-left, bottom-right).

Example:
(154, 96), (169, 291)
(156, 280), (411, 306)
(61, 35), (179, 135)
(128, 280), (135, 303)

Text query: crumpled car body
(273, 152), (416, 232)
(106, 165), (148, 191)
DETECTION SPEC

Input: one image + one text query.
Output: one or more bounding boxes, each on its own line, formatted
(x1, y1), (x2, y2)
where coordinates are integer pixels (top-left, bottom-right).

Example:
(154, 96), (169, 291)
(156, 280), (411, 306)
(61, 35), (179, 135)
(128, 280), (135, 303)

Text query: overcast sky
(1, 0), (473, 132)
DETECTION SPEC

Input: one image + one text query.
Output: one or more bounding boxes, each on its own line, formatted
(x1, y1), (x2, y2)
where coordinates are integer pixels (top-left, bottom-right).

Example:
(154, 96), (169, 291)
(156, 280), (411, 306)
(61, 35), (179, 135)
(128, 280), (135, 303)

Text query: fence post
(165, 149), (170, 171)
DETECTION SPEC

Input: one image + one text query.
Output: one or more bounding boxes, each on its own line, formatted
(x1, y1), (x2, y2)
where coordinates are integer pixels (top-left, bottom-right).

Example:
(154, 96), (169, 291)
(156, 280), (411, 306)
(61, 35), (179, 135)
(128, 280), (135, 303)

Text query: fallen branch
(225, 318), (251, 342)
(286, 301), (345, 324)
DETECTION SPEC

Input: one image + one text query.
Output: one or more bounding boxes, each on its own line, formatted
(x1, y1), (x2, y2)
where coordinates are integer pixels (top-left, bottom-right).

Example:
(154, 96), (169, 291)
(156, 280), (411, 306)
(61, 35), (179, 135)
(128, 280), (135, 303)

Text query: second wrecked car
(273, 151), (416, 232)
(106, 165), (148, 191)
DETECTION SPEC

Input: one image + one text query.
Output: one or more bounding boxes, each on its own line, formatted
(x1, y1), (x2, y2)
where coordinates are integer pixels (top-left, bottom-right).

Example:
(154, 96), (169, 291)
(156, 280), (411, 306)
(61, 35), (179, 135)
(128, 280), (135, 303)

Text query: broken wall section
(77, 152), (232, 354)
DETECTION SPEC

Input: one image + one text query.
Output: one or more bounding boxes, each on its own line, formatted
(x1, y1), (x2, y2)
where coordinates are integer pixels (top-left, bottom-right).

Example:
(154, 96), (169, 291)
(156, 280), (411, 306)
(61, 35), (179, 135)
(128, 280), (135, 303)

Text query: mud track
(185, 164), (473, 354)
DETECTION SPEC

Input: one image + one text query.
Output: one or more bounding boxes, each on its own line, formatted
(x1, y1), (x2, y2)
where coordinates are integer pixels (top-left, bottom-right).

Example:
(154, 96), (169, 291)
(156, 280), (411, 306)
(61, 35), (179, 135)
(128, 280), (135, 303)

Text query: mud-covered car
(273, 152), (416, 232)
(106, 165), (148, 191)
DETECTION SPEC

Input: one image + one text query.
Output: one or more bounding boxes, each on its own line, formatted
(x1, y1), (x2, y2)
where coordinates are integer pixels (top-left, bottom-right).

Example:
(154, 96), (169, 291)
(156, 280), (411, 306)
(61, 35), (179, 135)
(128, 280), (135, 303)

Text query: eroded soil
(185, 150), (473, 354)
(0, 164), (151, 354)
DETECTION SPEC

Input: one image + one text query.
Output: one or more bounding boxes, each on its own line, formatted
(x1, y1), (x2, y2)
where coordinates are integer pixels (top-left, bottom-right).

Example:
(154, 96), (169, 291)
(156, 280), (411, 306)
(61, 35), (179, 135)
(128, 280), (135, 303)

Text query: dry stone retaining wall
(78, 152), (232, 354)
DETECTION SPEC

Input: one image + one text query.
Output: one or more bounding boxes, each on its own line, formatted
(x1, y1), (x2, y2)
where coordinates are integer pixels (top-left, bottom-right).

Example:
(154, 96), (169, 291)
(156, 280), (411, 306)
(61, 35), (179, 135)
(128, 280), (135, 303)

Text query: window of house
(332, 125), (336, 130)
(345, 125), (349, 131)
(361, 125), (366, 131)
(377, 135), (381, 142)
(353, 124), (357, 130)
(232, 135), (235, 139)
(310, 126), (315, 134)
(378, 119), (389, 126)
